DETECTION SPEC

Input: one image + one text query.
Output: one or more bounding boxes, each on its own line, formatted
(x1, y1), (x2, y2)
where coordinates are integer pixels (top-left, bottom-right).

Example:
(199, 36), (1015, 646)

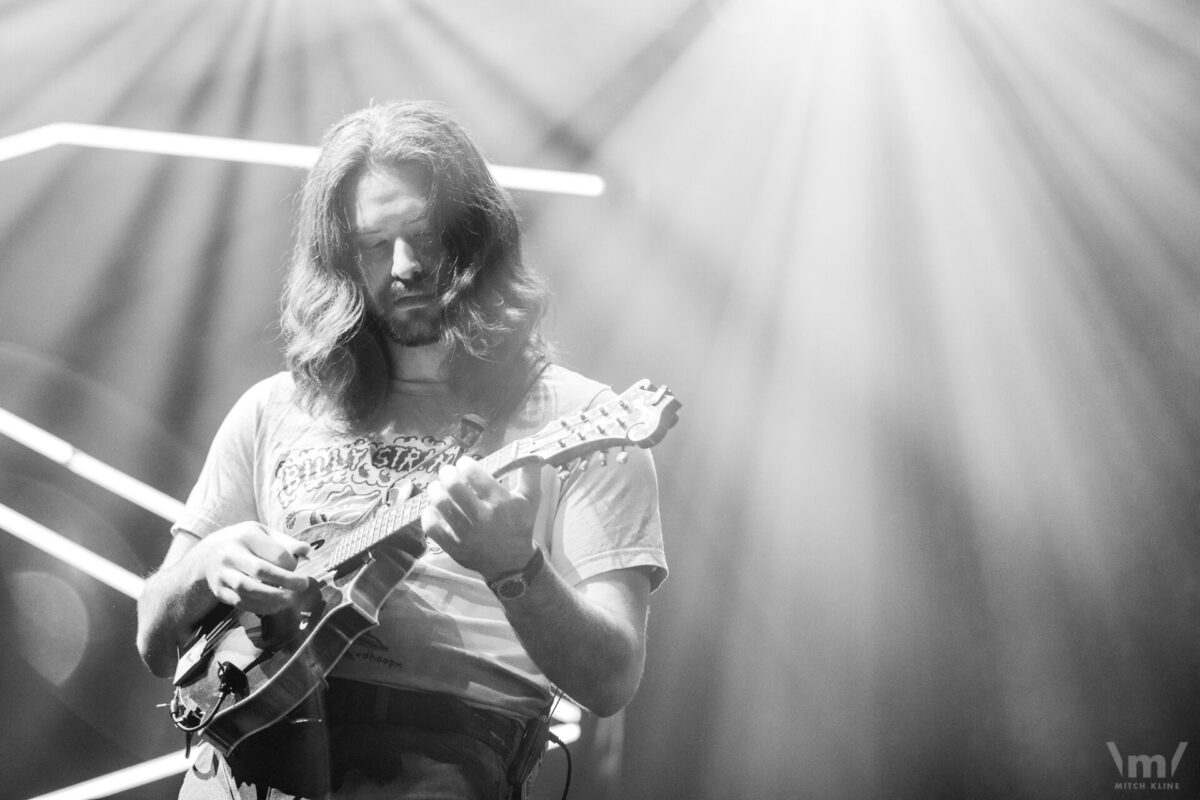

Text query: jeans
(178, 719), (510, 800)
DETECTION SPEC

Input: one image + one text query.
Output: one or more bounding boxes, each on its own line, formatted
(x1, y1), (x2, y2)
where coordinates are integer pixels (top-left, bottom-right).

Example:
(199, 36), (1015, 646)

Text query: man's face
(345, 163), (445, 347)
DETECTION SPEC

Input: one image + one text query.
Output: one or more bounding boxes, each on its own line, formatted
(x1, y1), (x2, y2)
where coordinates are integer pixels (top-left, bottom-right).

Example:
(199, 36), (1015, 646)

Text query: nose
(391, 240), (426, 287)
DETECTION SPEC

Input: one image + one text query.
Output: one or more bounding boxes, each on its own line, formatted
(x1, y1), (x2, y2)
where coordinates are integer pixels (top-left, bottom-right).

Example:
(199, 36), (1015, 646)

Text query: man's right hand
(193, 522), (312, 614)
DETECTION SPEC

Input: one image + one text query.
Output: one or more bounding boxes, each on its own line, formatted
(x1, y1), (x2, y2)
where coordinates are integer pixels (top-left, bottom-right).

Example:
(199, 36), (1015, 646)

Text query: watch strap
(487, 545), (545, 599)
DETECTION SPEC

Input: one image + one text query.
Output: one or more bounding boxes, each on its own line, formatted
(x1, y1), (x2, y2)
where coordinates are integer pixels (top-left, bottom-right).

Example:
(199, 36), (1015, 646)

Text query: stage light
(0, 406), (185, 523)
(487, 164), (604, 197)
(0, 123), (605, 196)
(25, 750), (190, 800)
(0, 503), (144, 599)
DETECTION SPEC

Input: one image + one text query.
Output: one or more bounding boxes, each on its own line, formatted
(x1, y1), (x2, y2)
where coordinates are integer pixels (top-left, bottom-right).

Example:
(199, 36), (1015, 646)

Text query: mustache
(389, 281), (438, 300)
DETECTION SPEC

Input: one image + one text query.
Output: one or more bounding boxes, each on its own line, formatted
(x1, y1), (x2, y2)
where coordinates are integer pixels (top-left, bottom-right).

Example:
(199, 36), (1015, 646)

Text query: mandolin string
(304, 401), (621, 584)
(175, 392), (649, 695)
(314, 429), (470, 570)
(315, 411), (621, 575)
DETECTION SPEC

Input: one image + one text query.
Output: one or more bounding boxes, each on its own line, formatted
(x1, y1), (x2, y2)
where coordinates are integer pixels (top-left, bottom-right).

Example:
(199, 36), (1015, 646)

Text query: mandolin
(168, 379), (680, 755)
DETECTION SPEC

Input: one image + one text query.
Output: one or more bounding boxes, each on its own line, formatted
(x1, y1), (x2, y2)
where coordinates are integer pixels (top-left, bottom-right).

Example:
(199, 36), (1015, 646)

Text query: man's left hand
(421, 456), (542, 580)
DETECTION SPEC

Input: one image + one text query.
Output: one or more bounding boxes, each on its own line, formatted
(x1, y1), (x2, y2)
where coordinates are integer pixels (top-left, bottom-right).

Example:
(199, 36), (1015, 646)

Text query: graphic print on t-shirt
(270, 432), (476, 667)
(272, 433), (471, 535)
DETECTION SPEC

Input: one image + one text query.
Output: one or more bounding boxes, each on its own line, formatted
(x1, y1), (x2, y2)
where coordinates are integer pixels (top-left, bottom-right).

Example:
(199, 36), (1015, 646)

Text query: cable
(547, 730), (572, 800)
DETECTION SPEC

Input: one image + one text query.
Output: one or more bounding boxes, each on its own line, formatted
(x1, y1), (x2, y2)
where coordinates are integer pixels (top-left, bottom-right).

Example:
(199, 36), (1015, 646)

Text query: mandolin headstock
(513, 380), (681, 470)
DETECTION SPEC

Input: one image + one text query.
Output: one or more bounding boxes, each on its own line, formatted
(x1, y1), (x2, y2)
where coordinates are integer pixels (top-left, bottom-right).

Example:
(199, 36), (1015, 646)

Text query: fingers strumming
(255, 562), (311, 593)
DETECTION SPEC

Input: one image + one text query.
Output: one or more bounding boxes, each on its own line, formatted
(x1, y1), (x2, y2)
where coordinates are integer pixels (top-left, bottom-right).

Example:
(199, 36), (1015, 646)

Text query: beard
(385, 315), (443, 347)
(370, 299), (446, 347)
(363, 272), (452, 347)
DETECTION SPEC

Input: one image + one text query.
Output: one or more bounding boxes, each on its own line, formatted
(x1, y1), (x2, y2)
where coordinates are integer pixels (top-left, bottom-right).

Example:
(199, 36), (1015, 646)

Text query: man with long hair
(136, 101), (667, 799)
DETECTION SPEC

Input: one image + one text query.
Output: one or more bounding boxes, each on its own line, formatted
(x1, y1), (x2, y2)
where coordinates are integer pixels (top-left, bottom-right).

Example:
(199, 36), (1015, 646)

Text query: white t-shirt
(172, 365), (668, 719)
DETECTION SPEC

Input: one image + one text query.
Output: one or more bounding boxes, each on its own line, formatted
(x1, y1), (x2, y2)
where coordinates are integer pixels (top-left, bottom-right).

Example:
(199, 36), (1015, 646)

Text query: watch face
(490, 546), (542, 600)
(495, 577), (527, 600)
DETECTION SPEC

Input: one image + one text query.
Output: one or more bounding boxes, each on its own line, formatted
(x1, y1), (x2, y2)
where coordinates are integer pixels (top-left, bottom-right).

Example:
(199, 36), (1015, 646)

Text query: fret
(321, 441), (521, 571)
(309, 391), (669, 573)
(169, 380), (679, 752)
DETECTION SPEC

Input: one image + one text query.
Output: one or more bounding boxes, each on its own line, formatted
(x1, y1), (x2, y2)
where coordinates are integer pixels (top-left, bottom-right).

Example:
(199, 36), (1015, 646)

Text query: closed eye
(354, 239), (389, 258)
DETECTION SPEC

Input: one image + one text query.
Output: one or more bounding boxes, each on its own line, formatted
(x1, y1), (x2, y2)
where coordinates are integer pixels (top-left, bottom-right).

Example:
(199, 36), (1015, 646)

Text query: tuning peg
(579, 456), (590, 471)
(599, 451), (608, 467)
(617, 448), (629, 465)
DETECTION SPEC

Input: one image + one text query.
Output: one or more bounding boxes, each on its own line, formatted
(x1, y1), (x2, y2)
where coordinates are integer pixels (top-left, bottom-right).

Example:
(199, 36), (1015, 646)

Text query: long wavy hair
(282, 101), (552, 426)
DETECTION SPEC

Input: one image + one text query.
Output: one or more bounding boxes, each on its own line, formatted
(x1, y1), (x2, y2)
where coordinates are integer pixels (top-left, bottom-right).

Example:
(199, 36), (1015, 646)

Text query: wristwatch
(487, 545), (545, 600)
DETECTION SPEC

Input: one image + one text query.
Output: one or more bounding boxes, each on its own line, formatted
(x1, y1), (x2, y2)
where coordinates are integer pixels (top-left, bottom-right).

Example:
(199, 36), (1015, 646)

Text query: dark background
(2, 1), (1200, 798)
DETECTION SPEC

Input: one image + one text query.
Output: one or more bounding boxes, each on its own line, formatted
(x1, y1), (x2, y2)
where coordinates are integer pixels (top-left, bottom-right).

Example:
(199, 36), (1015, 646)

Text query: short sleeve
(549, 442), (668, 591)
(170, 380), (270, 539)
